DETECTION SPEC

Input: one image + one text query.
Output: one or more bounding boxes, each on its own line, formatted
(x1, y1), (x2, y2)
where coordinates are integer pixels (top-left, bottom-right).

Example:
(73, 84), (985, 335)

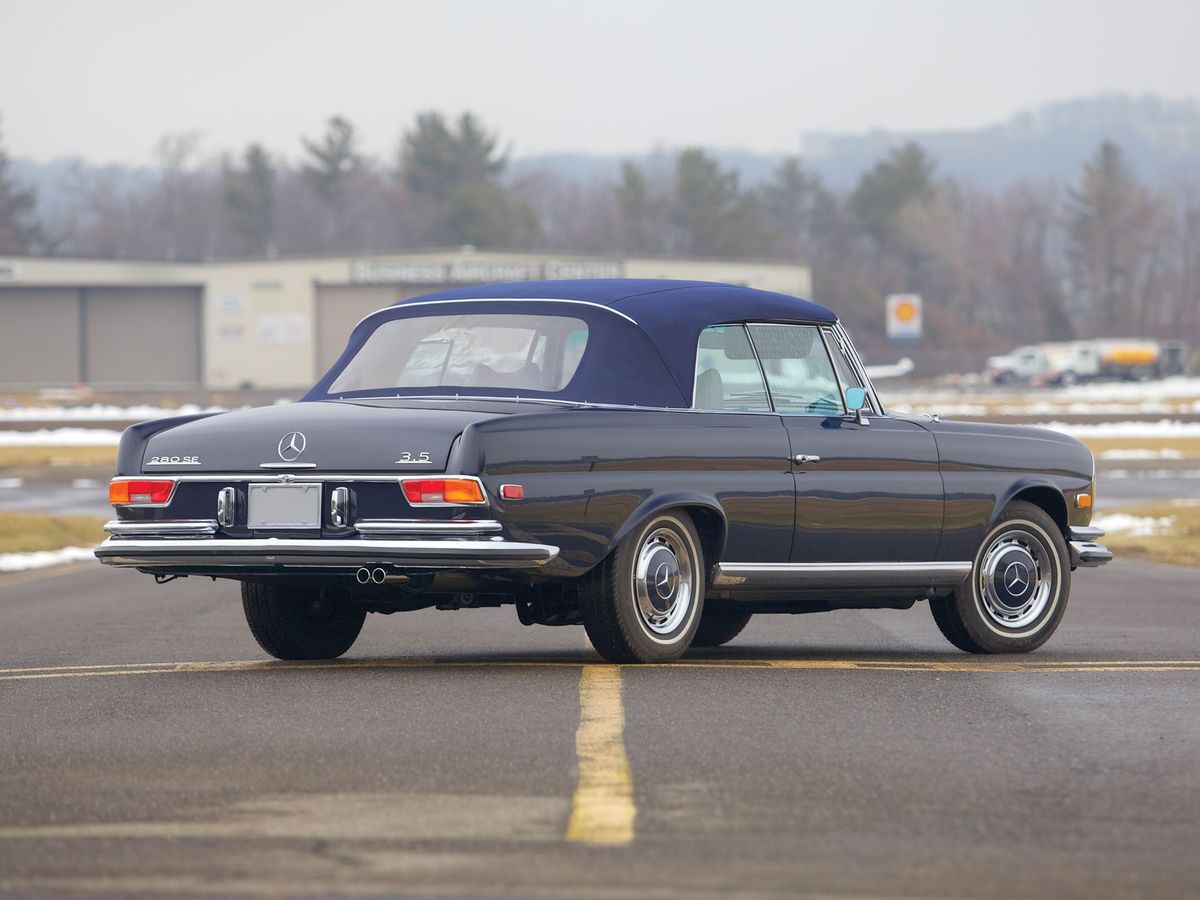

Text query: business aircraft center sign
(351, 259), (624, 285)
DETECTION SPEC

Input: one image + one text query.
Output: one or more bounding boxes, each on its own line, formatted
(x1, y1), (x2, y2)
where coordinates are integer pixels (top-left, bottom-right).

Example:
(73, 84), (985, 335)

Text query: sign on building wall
(257, 314), (308, 346)
(885, 293), (923, 340)
(350, 259), (624, 285)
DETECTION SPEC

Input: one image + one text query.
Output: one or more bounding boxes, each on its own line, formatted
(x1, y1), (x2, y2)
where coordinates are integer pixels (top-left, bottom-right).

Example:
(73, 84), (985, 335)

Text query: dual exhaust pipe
(355, 566), (389, 585)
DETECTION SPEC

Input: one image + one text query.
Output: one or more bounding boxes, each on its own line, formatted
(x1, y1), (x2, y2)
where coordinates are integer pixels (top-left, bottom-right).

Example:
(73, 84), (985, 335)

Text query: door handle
(793, 454), (822, 464)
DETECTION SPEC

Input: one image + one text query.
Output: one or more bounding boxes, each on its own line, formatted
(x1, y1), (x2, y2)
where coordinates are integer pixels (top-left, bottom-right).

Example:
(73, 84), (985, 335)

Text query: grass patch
(0, 446), (117, 468)
(0, 512), (108, 554)
(1098, 502), (1200, 567)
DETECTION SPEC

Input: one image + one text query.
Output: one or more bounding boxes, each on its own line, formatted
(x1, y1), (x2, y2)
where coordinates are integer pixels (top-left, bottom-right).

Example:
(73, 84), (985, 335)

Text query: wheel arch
(994, 480), (1069, 539)
(607, 492), (727, 569)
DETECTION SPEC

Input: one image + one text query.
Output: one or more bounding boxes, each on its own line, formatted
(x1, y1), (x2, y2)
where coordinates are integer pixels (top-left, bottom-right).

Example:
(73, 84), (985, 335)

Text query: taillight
(401, 477), (486, 505)
(109, 479), (177, 506)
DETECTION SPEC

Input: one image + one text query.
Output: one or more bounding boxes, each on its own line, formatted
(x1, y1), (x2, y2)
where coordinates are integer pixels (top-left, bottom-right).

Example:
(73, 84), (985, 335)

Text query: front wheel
(580, 512), (705, 663)
(242, 582), (366, 660)
(930, 501), (1070, 653)
(691, 608), (753, 648)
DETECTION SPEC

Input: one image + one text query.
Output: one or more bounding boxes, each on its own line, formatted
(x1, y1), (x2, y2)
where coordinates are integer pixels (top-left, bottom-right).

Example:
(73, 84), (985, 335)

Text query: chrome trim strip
(351, 297), (640, 332)
(131, 473), (410, 482)
(103, 519), (219, 537)
(355, 519), (503, 535)
(258, 462), (318, 469)
(1068, 540), (1113, 568)
(94, 536), (557, 569)
(711, 561), (972, 588)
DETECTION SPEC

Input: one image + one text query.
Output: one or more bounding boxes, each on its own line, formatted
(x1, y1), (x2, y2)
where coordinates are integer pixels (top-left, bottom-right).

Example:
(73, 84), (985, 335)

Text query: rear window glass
(328, 314), (588, 394)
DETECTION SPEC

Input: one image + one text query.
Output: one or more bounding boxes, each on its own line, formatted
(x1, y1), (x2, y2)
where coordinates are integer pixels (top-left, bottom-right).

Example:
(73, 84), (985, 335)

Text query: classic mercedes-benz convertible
(96, 279), (1111, 662)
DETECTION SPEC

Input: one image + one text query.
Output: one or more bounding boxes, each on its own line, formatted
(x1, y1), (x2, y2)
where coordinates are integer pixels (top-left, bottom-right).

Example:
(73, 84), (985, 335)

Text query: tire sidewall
(616, 513), (705, 655)
(961, 509), (1070, 651)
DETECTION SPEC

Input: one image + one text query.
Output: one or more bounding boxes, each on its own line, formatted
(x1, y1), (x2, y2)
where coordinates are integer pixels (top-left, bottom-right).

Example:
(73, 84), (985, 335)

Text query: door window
(747, 324), (844, 415)
(693, 325), (772, 411)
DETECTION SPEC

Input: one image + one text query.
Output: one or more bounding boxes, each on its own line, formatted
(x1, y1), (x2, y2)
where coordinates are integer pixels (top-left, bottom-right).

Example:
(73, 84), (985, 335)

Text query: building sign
(217, 293), (246, 314)
(257, 314), (308, 346)
(350, 258), (624, 285)
(0, 260), (20, 280)
(885, 293), (923, 340)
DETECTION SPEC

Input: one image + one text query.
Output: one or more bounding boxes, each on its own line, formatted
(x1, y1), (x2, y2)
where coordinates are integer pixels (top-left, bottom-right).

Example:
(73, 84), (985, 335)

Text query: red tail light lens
(109, 479), (177, 506)
(401, 477), (486, 505)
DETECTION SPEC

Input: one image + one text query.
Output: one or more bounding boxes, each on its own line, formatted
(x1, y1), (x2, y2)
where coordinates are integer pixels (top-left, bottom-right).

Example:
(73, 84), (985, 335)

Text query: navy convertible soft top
(309, 279), (837, 407)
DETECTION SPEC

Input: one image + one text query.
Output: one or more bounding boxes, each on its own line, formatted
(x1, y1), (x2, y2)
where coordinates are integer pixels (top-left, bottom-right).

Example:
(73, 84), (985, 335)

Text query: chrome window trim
(831, 321), (884, 415)
(350, 297), (639, 333)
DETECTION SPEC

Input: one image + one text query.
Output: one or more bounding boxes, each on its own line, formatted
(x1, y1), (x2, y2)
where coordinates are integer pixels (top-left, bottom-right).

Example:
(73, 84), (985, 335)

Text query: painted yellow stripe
(565, 665), (635, 846)
(2, 657), (1200, 683)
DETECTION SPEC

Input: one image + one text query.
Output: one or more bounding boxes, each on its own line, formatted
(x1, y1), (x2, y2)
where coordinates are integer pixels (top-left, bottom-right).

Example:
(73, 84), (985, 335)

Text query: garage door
(315, 285), (445, 374)
(84, 287), (202, 387)
(0, 288), (82, 387)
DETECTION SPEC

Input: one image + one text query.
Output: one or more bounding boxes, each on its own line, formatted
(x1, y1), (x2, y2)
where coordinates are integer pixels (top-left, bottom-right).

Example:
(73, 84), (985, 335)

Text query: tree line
(1, 112), (1198, 348)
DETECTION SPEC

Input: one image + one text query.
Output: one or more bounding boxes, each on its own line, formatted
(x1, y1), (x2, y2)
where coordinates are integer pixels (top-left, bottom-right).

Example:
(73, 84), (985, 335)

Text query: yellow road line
(2, 657), (1200, 683)
(565, 665), (636, 846)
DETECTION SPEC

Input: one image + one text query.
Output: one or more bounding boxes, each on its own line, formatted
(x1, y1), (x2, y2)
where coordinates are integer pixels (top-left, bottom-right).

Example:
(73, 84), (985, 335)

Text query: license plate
(247, 483), (322, 529)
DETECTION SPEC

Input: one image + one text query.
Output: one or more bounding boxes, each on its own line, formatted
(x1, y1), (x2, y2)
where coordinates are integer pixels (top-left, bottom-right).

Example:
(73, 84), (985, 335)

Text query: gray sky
(3, 0), (1199, 165)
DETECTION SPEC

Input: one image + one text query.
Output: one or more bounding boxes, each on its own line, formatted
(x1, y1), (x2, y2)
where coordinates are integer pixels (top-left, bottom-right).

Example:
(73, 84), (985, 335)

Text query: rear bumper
(1068, 526), (1112, 568)
(94, 535), (558, 572)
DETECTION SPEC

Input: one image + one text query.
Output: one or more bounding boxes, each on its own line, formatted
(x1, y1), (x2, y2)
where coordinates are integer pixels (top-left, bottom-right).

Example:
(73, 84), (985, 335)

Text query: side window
(693, 325), (771, 411)
(822, 327), (874, 413)
(747, 324), (843, 415)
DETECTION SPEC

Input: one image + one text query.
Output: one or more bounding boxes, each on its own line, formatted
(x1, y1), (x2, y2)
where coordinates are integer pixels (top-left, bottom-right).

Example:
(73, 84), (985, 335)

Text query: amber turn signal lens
(1074, 492), (1093, 509)
(401, 478), (486, 505)
(109, 479), (176, 505)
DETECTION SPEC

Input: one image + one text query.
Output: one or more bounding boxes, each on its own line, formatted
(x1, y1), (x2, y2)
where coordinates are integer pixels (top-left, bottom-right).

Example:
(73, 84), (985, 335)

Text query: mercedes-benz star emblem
(654, 561), (673, 597)
(1004, 561), (1029, 594)
(277, 431), (307, 462)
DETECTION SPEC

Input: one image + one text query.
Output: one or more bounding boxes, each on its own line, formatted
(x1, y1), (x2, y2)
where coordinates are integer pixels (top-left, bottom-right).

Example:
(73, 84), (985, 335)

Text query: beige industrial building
(0, 250), (811, 390)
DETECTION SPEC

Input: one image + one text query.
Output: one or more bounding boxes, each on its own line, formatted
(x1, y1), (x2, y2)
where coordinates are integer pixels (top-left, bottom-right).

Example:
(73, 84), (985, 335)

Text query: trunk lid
(141, 399), (512, 473)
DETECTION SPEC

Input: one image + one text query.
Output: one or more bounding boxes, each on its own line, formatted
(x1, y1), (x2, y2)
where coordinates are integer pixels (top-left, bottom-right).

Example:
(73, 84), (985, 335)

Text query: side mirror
(844, 386), (870, 425)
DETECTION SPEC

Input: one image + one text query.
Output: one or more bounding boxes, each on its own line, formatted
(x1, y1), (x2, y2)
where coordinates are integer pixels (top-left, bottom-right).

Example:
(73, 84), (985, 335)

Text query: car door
(745, 323), (944, 564)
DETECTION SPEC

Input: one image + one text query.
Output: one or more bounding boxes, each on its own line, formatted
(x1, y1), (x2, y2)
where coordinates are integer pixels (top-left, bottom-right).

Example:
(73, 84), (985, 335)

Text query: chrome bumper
(94, 535), (558, 571)
(1068, 526), (1113, 568)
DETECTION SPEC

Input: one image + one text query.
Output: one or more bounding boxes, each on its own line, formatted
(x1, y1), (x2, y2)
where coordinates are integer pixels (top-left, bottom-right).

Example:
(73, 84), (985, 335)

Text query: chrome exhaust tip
(355, 567), (371, 584)
(371, 567), (387, 584)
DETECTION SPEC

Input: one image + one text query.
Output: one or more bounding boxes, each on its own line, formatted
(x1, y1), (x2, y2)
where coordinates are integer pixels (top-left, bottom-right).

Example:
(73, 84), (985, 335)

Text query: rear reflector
(401, 477), (486, 505)
(109, 479), (176, 506)
(499, 484), (525, 500)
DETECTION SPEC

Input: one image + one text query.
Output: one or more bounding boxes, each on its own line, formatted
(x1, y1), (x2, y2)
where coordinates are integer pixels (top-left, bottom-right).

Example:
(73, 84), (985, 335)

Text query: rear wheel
(242, 582), (366, 660)
(580, 512), (705, 663)
(930, 501), (1070, 653)
(690, 608), (752, 648)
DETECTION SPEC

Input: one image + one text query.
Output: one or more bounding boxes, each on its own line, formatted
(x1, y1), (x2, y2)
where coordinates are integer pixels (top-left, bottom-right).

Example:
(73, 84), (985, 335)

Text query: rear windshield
(327, 313), (589, 395)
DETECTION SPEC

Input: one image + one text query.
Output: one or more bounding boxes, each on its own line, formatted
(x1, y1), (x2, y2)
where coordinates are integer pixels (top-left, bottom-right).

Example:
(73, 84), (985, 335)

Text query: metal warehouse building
(0, 250), (811, 391)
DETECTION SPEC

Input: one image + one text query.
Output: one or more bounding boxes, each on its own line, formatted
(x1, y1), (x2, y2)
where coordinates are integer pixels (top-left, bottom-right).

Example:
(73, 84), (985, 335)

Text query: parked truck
(986, 339), (1187, 385)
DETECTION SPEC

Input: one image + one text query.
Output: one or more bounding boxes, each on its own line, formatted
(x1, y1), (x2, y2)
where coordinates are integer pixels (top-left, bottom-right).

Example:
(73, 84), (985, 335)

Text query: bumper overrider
(94, 518), (558, 572)
(1067, 526), (1112, 568)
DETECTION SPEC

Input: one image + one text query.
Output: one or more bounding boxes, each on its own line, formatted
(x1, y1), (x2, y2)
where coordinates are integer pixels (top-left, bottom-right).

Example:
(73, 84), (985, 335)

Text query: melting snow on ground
(0, 428), (123, 446)
(1034, 420), (1200, 439)
(0, 546), (97, 572)
(1090, 513), (1175, 538)
(0, 404), (226, 422)
(1099, 448), (1186, 460)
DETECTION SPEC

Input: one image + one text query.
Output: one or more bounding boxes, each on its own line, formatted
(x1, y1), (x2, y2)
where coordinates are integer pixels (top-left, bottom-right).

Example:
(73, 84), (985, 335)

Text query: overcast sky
(3, 0), (1199, 165)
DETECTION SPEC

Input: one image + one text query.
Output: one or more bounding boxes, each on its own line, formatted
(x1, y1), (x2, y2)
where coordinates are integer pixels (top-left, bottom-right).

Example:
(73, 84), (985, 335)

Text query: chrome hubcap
(633, 527), (694, 636)
(978, 528), (1053, 629)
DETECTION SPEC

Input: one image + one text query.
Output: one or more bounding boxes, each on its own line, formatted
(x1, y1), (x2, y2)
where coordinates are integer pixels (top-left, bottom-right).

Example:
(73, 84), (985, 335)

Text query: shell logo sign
(886, 293), (923, 340)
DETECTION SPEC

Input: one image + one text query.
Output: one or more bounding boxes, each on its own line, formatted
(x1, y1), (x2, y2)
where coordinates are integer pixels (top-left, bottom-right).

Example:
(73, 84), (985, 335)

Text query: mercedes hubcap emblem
(278, 431), (307, 461)
(1004, 561), (1029, 595)
(654, 561), (674, 599)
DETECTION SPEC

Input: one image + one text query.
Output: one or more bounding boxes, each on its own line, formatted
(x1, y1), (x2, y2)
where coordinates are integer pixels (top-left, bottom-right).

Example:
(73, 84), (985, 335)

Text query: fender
(115, 412), (225, 476)
(605, 490), (728, 565)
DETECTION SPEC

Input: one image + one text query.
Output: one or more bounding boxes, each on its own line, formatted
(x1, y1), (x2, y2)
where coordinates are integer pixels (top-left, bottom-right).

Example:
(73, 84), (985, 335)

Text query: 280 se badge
(95, 279), (1112, 663)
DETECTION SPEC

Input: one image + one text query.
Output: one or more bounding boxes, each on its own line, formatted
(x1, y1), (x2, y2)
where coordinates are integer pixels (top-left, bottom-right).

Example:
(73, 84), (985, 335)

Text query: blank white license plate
(247, 483), (322, 529)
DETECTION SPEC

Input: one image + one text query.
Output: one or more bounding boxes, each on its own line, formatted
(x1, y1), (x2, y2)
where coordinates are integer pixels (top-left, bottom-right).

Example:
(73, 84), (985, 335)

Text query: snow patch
(1091, 513), (1174, 538)
(0, 478), (25, 489)
(1099, 448), (1186, 461)
(1035, 420), (1200, 439)
(0, 546), (97, 573)
(0, 429), (123, 446)
(0, 404), (226, 422)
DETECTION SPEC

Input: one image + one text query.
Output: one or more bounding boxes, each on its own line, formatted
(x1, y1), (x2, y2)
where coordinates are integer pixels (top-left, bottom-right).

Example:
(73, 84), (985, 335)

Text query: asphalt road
(1, 560), (1198, 898)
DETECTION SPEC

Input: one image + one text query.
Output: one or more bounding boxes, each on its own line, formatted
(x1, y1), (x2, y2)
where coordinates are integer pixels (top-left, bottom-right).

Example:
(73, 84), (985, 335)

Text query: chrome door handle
(793, 454), (822, 464)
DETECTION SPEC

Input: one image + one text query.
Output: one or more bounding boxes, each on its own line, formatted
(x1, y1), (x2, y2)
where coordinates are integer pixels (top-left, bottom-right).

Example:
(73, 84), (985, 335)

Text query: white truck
(987, 339), (1186, 386)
